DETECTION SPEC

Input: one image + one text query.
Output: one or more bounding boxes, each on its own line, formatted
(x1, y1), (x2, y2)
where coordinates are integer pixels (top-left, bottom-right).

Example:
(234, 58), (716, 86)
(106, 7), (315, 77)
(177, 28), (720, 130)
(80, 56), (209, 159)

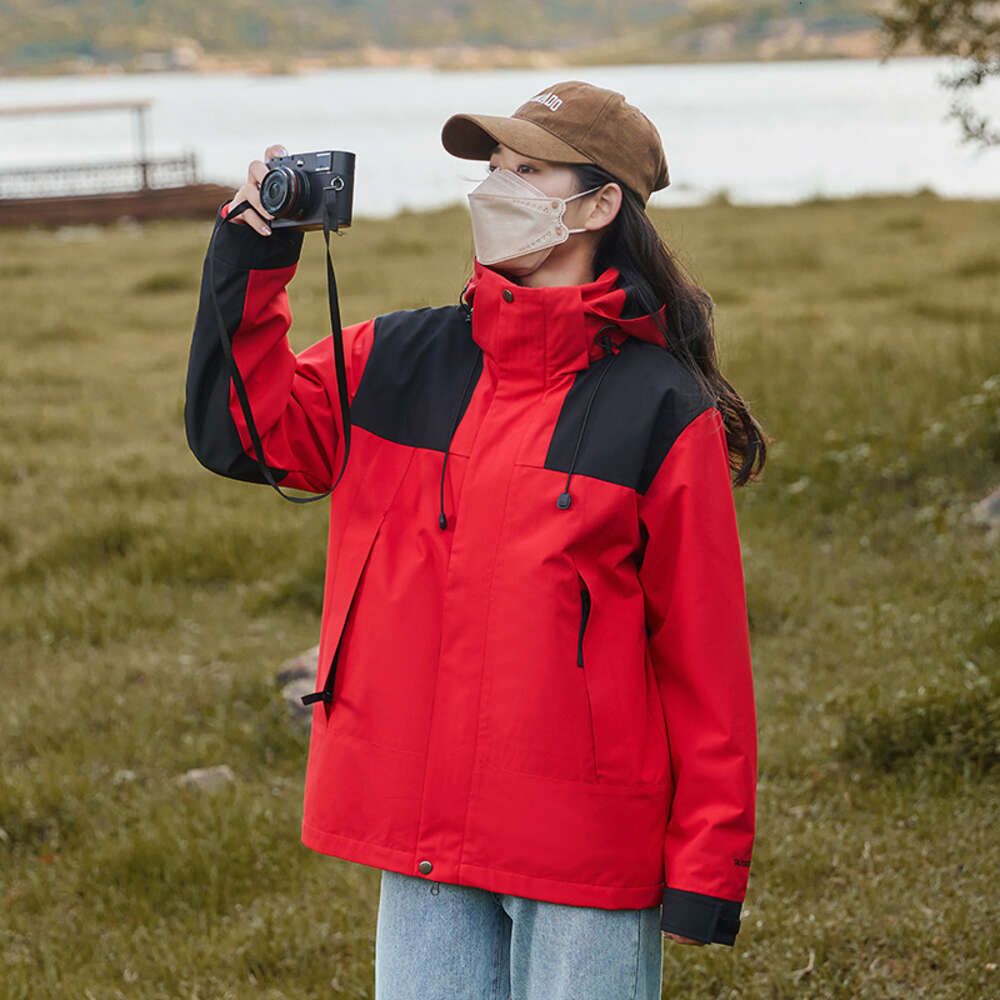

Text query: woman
(185, 79), (765, 1000)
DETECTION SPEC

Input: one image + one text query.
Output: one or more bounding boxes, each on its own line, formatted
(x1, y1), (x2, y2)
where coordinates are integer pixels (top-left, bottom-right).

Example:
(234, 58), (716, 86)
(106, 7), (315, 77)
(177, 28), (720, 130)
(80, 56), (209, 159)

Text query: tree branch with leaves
(878, 0), (1000, 147)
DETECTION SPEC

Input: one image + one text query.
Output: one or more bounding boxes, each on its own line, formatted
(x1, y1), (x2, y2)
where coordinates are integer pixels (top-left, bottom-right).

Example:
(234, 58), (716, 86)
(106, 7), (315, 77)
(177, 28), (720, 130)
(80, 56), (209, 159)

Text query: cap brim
(441, 113), (592, 165)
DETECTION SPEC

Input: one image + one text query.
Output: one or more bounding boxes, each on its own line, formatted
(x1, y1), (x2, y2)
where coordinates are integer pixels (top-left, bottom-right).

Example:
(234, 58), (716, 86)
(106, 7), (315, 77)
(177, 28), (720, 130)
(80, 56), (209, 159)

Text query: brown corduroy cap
(441, 80), (670, 204)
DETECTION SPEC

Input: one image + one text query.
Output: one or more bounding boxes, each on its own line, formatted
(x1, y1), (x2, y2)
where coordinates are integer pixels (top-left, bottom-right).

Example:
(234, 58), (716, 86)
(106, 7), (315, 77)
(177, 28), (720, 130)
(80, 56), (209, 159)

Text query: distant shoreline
(0, 34), (929, 79)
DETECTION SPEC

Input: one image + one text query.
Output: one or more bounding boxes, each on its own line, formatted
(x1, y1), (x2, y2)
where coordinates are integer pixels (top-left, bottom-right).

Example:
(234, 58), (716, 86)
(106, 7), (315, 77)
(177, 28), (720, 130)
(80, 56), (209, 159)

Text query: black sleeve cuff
(661, 887), (743, 946)
(211, 201), (304, 271)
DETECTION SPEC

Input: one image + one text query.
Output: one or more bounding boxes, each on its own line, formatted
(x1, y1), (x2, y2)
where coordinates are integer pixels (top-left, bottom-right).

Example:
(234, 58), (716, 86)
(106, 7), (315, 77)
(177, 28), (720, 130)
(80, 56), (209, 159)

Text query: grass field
(1, 190), (998, 998)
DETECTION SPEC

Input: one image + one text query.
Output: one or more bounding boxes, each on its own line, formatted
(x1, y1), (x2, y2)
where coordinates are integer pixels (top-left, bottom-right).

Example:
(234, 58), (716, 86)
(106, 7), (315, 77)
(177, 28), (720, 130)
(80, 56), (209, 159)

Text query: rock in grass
(275, 644), (320, 687)
(281, 677), (317, 726)
(276, 645), (320, 728)
(176, 764), (236, 792)
(971, 484), (1000, 529)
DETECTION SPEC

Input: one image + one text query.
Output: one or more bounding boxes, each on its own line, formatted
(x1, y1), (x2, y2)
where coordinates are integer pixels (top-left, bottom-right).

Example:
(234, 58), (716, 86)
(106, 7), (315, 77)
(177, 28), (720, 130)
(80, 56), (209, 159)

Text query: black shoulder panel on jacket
(544, 339), (715, 495)
(350, 306), (483, 451)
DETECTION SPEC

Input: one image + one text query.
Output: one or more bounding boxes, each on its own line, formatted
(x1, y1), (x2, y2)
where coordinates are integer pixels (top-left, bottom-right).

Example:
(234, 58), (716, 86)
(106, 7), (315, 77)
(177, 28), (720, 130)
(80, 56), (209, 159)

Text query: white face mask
(466, 167), (602, 267)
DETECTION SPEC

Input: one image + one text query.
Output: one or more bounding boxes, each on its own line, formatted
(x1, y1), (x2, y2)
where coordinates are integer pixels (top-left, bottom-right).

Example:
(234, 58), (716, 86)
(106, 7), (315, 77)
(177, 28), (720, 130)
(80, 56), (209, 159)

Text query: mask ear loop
(560, 183), (605, 234)
(207, 190), (352, 504)
(566, 184), (605, 202)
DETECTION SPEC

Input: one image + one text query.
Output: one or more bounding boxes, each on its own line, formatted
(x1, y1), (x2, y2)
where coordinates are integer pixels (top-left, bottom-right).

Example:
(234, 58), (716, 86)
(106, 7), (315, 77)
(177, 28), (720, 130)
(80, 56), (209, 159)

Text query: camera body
(259, 150), (355, 232)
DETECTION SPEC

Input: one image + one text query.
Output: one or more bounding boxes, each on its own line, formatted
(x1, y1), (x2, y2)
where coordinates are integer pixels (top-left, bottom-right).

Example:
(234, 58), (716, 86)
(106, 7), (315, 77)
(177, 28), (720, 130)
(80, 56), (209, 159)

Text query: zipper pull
(301, 690), (332, 705)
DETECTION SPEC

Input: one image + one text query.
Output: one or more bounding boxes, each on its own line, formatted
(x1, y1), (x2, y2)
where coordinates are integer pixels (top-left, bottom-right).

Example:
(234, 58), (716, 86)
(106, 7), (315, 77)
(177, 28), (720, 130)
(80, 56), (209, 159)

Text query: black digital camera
(259, 149), (355, 232)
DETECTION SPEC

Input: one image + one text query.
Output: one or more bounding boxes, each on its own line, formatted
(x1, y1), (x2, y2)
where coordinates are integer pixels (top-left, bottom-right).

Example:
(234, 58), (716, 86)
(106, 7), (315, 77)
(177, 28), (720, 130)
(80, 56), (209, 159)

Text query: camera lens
(260, 165), (307, 218)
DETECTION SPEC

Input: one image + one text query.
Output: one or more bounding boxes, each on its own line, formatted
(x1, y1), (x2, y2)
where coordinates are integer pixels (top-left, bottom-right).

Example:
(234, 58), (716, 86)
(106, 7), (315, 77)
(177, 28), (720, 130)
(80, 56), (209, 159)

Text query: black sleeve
(183, 202), (304, 483)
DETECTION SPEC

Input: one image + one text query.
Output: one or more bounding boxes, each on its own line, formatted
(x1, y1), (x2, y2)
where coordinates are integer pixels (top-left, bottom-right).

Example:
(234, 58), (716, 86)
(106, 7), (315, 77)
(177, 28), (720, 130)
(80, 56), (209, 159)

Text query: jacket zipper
(577, 577), (591, 668)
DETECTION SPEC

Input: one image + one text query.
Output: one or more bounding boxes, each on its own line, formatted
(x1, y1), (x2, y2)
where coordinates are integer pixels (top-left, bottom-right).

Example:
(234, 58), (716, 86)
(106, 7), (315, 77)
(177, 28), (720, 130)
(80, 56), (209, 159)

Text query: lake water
(1, 57), (999, 217)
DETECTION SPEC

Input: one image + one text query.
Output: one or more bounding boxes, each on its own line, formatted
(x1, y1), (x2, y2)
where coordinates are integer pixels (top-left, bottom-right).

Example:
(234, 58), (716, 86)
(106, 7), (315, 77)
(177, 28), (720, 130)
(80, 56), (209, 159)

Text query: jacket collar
(461, 258), (669, 384)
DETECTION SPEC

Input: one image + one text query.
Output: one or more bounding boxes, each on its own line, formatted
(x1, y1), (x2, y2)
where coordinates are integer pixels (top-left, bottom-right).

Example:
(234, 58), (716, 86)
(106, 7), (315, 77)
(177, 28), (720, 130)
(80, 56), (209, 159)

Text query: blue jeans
(375, 869), (664, 1000)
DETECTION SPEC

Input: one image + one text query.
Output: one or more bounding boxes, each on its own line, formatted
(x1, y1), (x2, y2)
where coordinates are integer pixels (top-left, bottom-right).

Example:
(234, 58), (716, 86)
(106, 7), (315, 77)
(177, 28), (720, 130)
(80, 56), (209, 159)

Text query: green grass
(1, 190), (998, 998)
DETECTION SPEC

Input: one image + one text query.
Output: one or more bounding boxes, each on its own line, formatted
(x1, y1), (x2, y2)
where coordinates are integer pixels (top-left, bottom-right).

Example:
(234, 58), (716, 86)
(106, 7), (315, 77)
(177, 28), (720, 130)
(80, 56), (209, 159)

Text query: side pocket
(575, 568), (599, 782)
(321, 540), (374, 705)
(577, 573), (591, 669)
(302, 517), (386, 709)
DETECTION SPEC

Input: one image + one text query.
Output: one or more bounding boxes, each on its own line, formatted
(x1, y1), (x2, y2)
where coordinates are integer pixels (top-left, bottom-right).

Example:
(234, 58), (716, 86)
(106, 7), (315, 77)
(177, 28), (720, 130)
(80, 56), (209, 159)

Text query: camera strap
(206, 188), (352, 503)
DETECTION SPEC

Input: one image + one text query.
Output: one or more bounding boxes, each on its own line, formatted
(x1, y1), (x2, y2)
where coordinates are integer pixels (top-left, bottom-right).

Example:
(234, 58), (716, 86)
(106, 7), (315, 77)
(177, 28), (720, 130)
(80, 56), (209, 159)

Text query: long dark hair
(571, 163), (768, 487)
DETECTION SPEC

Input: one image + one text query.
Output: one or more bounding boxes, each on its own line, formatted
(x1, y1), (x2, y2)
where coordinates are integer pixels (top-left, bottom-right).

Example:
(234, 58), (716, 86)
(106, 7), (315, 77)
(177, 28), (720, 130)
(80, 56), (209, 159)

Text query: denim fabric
(375, 868), (664, 1000)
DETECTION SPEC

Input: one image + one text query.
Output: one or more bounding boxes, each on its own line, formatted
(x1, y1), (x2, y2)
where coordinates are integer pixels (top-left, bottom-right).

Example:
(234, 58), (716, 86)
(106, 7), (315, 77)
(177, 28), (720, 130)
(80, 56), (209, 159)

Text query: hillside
(1, 0), (912, 76)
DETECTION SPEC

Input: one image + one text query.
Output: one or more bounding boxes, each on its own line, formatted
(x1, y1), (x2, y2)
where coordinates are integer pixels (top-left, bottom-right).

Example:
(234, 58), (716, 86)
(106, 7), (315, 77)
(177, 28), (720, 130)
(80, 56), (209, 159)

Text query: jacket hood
(461, 258), (670, 370)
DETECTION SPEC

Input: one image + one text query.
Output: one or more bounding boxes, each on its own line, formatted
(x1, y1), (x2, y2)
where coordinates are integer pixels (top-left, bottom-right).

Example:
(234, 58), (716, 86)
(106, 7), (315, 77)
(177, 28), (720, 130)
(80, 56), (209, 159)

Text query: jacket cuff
(212, 200), (304, 271)
(661, 887), (743, 946)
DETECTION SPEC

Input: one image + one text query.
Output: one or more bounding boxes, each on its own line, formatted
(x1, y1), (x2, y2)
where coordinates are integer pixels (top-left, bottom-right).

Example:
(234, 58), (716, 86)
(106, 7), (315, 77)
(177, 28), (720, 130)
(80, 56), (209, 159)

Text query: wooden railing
(0, 153), (199, 199)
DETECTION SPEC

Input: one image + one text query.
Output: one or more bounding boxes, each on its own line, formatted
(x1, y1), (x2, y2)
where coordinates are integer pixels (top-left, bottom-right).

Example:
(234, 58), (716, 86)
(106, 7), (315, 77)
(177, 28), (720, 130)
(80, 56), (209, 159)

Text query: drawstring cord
(211, 195), (352, 504)
(557, 326), (622, 511)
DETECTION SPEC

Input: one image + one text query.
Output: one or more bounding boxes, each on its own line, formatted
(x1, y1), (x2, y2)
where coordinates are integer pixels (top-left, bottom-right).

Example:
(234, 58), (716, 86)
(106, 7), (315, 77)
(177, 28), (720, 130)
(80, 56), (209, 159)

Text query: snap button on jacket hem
(186, 222), (758, 945)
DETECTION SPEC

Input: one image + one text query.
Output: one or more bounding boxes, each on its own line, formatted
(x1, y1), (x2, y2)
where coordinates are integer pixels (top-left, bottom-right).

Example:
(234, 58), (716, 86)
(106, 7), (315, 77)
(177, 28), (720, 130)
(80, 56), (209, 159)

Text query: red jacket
(185, 201), (758, 945)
